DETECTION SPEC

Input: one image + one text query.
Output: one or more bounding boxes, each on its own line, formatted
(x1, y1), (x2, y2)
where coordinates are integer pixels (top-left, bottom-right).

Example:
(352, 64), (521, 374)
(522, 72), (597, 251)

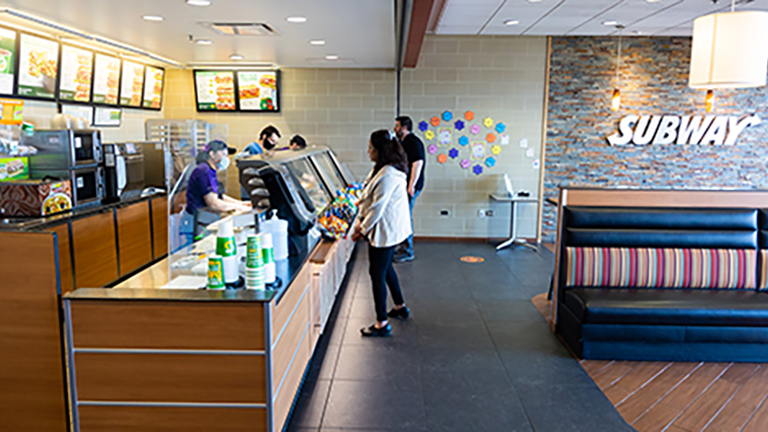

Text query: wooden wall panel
(78, 406), (267, 432)
(75, 353), (266, 403)
(116, 201), (153, 276)
(151, 196), (168, 259)
(273, 323), (312, 432)
(71, 301), (265, 351)
(272, 290), (311, 394)
(0, 232), (67, 432)
(49, 222), (73, 294)
(72, 210), (118, 288)
(273, 265), (311, 345)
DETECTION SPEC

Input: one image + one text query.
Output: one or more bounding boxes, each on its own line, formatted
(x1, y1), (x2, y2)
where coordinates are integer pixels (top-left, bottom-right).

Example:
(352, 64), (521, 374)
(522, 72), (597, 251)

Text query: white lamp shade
(689, 11), (768, 89)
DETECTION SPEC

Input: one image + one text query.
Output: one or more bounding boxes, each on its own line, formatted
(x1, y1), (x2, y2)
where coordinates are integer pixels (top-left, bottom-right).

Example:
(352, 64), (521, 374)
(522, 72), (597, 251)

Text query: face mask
(217, 156), (230, 171)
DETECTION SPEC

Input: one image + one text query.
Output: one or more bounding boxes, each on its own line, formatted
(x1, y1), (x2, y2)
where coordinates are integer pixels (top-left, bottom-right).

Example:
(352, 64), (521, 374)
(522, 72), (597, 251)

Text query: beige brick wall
(22, 100), (163, 142)
(163, 68), (395, 196)
(402, 35), (547, 239)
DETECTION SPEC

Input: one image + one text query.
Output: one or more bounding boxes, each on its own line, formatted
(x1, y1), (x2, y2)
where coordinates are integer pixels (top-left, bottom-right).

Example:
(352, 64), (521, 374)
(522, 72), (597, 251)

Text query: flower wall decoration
(418, 121), (428, 132)
(454, 120), (465, 131)
(491, 145), (502, 155)
(486, 133), (496, 143)
(437, 153), (447, 164)
(430, 116), (440, 127)
(425, 130), (435, 140)
(460, 159), (471, 169)
(483, 117), (494, 128)
(428, 144), (438, 154)
(449, 148), (459, 159)
(473, 165), (483, 176)
(458, 136), (469, 146)
(485, 157), (496, 168)
(495, 122), (506, 134)
(464, 110), (475, 121)
(470, 124), (480, 135)
(442, 111), (453, 122)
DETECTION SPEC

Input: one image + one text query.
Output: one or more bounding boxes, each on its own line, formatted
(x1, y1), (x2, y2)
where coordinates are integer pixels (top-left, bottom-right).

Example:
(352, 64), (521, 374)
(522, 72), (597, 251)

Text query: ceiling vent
(202, 23), (280, 36)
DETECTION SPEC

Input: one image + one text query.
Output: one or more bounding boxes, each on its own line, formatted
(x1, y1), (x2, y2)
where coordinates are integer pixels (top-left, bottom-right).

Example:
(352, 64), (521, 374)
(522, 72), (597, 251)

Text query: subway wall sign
(607, 115), (762, 146)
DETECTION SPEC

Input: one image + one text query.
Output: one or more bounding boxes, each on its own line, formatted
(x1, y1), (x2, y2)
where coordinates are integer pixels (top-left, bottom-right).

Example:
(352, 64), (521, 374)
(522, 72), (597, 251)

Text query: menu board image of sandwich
(143, 66), (164, 109)
(237, 71), (278, 111)
(59, 45), (93, 103)
(92, 53), (121, 105)
(120, 60), (144, 107)
(195, 71), (235, 111)
(0, 28), (16, 95)
(18, 34), (59, 99)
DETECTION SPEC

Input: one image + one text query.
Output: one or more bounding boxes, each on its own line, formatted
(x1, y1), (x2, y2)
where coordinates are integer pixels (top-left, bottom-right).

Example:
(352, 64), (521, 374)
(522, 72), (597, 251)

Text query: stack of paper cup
(261, 232), (276, 284)
(245, 234), (265, 290)
(216, 218), (239, 285)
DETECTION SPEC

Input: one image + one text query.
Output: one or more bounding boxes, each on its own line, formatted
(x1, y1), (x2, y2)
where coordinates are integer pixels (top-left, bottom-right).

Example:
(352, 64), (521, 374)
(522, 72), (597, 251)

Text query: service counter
(0, 193), (168, 432)
(62, 231), (357, 432)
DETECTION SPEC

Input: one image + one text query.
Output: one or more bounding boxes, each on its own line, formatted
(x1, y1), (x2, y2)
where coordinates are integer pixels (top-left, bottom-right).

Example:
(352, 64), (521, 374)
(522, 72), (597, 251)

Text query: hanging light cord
(615, 25), (624, 88)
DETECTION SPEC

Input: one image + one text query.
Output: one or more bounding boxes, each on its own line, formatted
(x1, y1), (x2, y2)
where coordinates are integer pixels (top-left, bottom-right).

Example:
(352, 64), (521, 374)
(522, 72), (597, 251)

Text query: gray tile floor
(285, 241), (634, 432)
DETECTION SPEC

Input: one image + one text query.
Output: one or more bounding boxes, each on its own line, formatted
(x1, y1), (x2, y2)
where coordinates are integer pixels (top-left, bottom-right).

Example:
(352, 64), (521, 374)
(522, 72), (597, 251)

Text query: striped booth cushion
(760, 250), (768, 290)
(565, 247), (757, 290)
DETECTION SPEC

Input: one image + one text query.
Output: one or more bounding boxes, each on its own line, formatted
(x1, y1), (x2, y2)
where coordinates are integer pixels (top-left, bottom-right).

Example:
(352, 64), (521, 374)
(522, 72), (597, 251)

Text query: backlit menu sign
(194, 70), (235, 111)
(92, 53), (120, 105)
(236, 71), (278, 111)
(59, 45), (93, 103)
(0, 28), (16, 95)
(120, 60), (144, 107)
(18, 34), (59, 99)
(143, 66), (164, 109)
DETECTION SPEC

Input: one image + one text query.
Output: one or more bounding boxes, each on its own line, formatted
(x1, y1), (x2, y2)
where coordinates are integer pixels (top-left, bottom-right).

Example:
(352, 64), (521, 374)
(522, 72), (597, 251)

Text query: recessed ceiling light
(310, 40), (326, 46)
(142, 15), (164, 21)
(527, 0), (542, 2)
(286, 16), (307, 23)
(602, 20), (619, 26)
(229, 54), (244, 60)
(195, 39), (213, 45)
(325, 54), (339, 60)
(504, 19), (520, 26)
(646, 0), (661, 2)
(634, 30), (643, 35)
(186, 0), (212, 5)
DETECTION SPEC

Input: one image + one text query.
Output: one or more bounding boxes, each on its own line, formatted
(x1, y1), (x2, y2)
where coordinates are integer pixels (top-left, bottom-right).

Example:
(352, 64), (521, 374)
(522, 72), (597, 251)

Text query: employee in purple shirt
(186, 141), (251, 225)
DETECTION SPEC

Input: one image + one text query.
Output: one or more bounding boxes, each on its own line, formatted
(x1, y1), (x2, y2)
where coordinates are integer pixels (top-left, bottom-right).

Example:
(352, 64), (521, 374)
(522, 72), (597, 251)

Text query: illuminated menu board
(194, 70), (235, 111)
(18, 34), (59, 99)
(59, 45), (93, 103)
(120, 60), (145, 107)
(0, 28), (16, 95)
(143, 66), (164, 109)
(92, 53), (120, 105)
(236, 71), (279, 112)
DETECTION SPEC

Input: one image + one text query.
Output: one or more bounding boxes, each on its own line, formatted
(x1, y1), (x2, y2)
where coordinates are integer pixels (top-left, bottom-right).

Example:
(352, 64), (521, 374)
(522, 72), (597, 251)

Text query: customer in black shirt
(393, 116), (425, 262)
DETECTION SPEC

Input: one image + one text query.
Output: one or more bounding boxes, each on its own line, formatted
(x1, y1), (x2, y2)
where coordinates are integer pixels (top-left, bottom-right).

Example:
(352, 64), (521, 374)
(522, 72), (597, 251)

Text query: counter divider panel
(272, 291), (311, 395)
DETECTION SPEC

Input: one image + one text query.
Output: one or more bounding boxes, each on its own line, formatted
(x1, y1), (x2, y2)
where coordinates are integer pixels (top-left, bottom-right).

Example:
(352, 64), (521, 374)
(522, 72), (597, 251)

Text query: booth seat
(556, 206), (768, 362)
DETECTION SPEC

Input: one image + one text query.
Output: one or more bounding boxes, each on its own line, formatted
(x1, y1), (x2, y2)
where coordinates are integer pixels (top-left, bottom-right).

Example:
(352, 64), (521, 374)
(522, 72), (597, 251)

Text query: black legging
(368, 244), (405, 322)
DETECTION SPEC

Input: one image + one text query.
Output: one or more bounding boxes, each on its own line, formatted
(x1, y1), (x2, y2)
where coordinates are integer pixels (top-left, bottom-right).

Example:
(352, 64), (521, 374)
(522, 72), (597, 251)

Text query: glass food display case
(237, 146), (356, 256)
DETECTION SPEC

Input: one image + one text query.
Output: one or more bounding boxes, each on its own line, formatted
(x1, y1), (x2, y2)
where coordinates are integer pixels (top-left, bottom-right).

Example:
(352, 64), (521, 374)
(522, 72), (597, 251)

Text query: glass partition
(284, 158), (331, 213)
(312, 151), (347, 195)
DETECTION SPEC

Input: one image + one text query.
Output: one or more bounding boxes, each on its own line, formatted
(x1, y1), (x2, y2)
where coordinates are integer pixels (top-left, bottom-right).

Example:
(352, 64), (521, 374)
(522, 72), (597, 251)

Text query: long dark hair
(370, 129), (408, 175)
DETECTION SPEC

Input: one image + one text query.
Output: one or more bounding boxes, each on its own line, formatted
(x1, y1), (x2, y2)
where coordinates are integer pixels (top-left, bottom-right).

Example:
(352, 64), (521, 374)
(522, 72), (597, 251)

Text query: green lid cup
(246, 234), (264, 269)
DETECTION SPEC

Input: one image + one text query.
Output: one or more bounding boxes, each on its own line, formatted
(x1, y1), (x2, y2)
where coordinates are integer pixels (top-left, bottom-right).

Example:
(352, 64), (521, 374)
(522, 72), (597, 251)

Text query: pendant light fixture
(611, 25), (624, 112)
(705, 89), (715, 113)
(689, 0), (768, 89)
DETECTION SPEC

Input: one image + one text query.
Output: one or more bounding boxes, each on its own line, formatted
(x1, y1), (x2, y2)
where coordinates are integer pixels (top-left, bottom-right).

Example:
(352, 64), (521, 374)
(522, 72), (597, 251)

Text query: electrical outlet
(485, 210), (494, 217)
(440, 209), (450, 217)
(477, 209), (486, 218)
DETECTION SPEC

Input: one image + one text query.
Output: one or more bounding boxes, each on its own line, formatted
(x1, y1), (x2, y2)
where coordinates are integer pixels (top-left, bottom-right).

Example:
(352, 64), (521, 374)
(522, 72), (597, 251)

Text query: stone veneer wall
(543, 36), (768, 241)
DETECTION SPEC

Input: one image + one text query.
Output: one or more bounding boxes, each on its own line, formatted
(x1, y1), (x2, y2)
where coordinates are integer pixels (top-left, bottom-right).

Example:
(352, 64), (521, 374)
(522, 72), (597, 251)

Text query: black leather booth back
(758, 209), (768, 248)
(563, 207), (758, 249)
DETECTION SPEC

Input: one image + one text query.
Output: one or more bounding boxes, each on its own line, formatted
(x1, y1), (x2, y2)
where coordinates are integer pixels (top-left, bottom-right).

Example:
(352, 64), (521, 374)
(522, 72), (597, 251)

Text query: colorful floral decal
(473, 164), (483, 175)
(418, 121), (428, 132)
(425, 130), (435, 140)
(430, 116), (440, 127)
(464, 110), (475, 122)
(470, 124), (480, 135)
(486, 133), (496, 144)
(495, 122), (506, 134)
(454, 120), (465, 131)
(428, 144), (438, 154)
(483, 117), (494, 128)
(442, 111), (453, 122)
(449, 148), (459, 159)
(485, 157), (496, 168)
(437, 153), (447, 164)
(458, 136), (469, 146)
(460, 159), (471, 169)
(491, 145), (502, 155)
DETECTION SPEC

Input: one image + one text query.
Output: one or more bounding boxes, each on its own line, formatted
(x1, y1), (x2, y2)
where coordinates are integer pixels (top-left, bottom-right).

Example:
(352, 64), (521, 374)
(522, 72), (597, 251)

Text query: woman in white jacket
(353, 130), (413, 337)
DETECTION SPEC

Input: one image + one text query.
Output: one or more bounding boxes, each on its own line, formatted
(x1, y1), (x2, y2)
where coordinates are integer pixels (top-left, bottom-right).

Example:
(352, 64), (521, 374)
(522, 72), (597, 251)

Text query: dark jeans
(368, 243), (406, 322)
(400, 189), (420, 256)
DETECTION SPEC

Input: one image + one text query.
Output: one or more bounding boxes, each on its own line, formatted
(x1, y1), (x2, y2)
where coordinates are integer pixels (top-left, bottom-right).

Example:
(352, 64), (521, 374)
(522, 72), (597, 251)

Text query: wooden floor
(530, 294), (768, 432)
